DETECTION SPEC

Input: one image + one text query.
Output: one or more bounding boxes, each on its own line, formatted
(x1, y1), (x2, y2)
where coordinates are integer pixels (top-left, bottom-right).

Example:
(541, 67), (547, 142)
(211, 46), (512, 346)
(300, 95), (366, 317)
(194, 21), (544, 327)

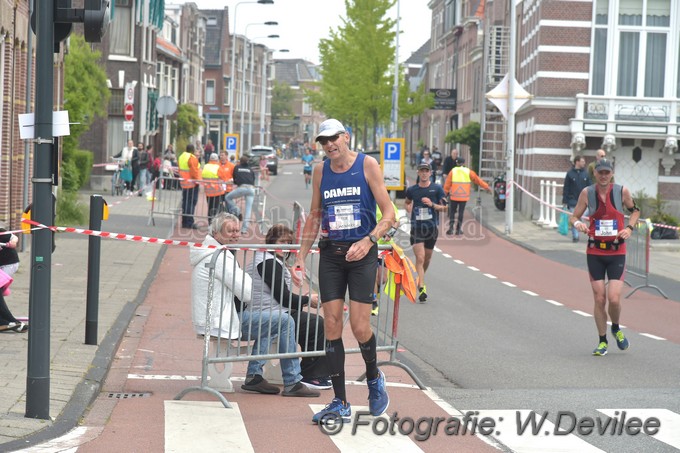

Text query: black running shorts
(410, 224), (438, 250)
(319, 242), (378, 304)
(587, 254), (626, 281)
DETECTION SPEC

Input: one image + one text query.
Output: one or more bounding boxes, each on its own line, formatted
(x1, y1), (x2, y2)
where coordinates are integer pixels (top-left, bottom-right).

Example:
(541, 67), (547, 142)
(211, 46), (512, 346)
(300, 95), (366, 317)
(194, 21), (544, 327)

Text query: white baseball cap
(315, 119), (347, 141)
(209, 153), (219, 161)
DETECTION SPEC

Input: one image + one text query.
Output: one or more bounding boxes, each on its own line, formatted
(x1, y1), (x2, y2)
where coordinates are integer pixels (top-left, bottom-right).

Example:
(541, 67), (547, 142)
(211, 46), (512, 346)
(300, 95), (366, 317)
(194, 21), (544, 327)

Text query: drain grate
(107, 392), (152, 399)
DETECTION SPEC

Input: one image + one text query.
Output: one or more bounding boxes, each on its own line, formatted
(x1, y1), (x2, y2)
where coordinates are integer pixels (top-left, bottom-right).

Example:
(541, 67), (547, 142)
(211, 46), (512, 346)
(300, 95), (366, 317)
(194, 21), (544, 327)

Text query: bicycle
(106, 158), (127, 196)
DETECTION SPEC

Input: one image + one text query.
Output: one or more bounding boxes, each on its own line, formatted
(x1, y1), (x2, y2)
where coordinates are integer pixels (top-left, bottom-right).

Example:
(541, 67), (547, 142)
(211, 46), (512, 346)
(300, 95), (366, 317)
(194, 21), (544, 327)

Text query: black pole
(26, 0), (55, 419)
(85, 195), (103, 345)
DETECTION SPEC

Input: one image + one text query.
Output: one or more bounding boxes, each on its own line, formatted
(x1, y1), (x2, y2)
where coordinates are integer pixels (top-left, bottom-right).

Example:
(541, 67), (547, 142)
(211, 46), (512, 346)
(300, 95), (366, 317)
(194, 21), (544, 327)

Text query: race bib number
(328, 204), (361, 231)
(595, 219), (618, 237)
(415, 206), (433, 221)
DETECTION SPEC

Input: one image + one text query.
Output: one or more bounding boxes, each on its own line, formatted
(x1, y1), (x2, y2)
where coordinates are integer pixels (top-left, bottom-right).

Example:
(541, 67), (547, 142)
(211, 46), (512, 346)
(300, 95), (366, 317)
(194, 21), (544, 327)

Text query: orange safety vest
(178, 152), (197, 189)
(448, 166), (472, 201)
(220, 162), (235, 192)
(202, 163), (226, 197)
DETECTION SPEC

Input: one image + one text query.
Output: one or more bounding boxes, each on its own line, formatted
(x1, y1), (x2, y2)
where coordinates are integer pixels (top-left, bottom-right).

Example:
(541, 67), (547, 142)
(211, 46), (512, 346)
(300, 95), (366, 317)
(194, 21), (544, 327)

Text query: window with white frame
(109, 1), (132, 55)
(206, 80), (216, 105)
(224, 80), (231, 106)
(615, 0), (670, 97)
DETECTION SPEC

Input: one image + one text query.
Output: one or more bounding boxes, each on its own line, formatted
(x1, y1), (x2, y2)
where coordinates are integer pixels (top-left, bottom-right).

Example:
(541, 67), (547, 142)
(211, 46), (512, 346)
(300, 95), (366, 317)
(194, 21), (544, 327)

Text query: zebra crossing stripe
(598, 409), (680, 450)
(309, 405), (424, 452)
(165, 401), (254, 452)
(459, 410), (604, 452)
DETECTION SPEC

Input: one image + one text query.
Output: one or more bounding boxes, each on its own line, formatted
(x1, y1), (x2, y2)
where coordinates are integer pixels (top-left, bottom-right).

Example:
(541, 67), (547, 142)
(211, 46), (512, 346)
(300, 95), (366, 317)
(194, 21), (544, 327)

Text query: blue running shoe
(592, 341), (608, 356)
(367, 369), (389, 416)
(312, 398), (351, 424)
(613, 329), (629, 350)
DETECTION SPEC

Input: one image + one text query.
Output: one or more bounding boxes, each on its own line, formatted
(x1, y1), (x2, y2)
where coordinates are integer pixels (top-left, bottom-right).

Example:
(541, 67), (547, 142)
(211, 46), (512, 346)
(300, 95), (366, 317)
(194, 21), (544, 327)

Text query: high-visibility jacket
(444, 166), (490, 202)
(202, 163), (227, 197)
(447, 167), (472, 201)
(220, 161), (235, 192)
(178, 152), (200, 189)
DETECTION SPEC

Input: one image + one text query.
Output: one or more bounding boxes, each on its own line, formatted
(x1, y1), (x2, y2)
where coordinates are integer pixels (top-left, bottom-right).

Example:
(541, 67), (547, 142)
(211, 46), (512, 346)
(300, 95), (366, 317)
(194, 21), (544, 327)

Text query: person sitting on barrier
(239, 231), (321, 397)
(225, 156), (256, 234)
(247, 224), (331, 390)
(190, 213), (248, 341)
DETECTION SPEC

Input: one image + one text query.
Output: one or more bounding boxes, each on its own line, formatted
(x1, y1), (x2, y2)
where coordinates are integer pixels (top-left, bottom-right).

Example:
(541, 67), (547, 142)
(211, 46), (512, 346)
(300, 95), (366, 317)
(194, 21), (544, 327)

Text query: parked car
(246, 146), (278, 175)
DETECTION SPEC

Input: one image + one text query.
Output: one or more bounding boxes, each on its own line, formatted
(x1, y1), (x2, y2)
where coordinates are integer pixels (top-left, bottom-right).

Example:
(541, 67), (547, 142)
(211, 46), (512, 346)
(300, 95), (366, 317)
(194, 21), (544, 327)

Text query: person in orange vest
(178, 143), (202, 229)
(202, 153), (229, 223)
(443, 157), (491, 236)
(219, 150), (236, 196)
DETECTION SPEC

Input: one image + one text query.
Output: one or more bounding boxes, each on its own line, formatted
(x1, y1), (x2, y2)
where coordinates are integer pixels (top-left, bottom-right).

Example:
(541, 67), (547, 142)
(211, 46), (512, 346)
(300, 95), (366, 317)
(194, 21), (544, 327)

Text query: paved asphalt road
(273, 161), (680, 453)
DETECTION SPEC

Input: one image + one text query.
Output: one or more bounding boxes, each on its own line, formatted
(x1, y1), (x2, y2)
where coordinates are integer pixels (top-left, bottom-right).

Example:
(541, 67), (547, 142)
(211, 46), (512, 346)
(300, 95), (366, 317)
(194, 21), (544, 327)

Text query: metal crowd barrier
(147, 175), (266, 234)
(625, 220), (668, 299)
(174, 243), (424, 408)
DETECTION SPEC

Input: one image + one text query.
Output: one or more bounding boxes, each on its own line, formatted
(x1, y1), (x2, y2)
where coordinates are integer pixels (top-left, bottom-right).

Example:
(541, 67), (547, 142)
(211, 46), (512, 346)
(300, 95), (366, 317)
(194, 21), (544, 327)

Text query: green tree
(445, 121), (481, 172)
(313, 0), (396, 149)
(63, 33), (110, 191)
(271, 81), (296, 119)
(172, 104), (204, 152)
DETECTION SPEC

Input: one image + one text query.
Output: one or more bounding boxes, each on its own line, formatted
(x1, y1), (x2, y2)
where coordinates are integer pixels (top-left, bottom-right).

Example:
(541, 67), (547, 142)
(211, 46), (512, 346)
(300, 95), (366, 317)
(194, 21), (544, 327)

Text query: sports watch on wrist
(368, 234), (378, 244)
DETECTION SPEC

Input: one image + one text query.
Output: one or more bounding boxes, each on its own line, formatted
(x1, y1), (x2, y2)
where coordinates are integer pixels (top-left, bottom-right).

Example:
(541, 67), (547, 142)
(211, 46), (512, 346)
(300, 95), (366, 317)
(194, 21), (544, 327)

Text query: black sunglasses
(318, 133), (342, 146)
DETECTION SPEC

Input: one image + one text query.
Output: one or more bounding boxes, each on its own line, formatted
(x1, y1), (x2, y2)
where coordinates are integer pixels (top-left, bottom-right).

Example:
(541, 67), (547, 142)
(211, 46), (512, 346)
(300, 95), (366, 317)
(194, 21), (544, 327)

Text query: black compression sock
(359, 334), (378, 381)
(325, 338), (346, 402)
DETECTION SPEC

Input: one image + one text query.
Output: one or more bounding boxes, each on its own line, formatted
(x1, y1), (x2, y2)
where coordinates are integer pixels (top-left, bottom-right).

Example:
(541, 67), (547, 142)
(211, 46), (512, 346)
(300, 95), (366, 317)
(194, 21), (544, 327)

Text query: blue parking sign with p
(224, 133), (239, 157)
(380, 138), (405, 191)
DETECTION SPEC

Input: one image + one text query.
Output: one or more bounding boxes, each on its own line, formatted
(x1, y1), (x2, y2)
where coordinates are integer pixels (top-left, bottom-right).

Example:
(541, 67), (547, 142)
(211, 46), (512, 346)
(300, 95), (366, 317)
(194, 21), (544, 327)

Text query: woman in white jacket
(190, 213), (249, 339)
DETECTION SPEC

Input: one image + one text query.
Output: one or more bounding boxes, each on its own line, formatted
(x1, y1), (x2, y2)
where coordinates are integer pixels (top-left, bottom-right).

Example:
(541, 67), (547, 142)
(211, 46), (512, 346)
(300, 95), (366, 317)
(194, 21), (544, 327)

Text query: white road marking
(522, 290), (538, 296)
(454, 259), (465, 264)
(573, 310), (592, 317)
(165, 401), (254, 452)
(442, 253), (452, 258)
(467, 266), (480, 272)
(18, 427), (103, 452)
(483, 273), (497, 279)
(598, 409), (680, 450)
(545, 299), (563, 306)
(309, 405), (424, 452)
(461, 410), (605, 452)
(502, 281), (516, 287)
(640, 333), (666, 341)
(434, 247), (442, 253)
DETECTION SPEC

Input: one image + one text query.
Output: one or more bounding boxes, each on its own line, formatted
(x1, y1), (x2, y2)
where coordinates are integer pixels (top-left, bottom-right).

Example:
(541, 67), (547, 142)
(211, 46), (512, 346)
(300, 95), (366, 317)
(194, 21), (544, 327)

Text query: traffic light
(83, 0), (110, 43)
(33, 0), (110, 49)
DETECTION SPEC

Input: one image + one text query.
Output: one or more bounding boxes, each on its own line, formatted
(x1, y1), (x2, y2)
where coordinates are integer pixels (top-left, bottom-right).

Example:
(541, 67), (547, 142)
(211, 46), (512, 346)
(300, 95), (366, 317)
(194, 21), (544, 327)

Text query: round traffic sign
(124, 104), (134, 121)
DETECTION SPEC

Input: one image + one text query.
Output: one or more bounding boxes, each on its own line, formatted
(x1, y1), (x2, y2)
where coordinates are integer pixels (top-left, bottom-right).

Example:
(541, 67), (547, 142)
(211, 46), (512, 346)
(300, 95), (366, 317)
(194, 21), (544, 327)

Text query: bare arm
(618, 187), (640, 240)
(570, 188), (590, 233)
(293, 164), (323, 282)
(346, 156), (395, 262)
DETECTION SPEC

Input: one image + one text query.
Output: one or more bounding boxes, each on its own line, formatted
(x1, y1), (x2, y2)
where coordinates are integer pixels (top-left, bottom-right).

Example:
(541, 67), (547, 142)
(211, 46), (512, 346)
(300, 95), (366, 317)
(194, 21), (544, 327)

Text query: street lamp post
(261, 49), (288, 146)
(390, 0), (400, 137)
(248, 35), (279, 149)
(240, 22), (277, 156)
(228, 0), (274, 135)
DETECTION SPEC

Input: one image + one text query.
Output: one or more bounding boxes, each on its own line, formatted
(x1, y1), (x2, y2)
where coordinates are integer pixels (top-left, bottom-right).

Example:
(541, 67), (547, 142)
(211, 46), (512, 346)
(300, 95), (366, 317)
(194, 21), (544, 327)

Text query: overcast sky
(182, 0), (432, 64)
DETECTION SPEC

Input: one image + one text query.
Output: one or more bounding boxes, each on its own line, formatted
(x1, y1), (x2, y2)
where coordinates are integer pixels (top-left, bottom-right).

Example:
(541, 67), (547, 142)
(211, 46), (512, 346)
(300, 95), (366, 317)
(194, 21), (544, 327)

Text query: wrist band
(626, 225), (634, 232)
(573, 220), (583, 228)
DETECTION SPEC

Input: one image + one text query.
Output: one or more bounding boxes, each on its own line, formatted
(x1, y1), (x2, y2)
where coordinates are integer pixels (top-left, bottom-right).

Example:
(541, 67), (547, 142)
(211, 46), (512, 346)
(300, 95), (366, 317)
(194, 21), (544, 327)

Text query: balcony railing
(572, 94), (680, 137)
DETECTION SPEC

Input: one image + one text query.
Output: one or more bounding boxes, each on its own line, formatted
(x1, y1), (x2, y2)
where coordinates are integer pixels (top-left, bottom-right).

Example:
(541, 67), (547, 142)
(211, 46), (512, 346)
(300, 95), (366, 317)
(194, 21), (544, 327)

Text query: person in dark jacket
(562, 155), (590, 242)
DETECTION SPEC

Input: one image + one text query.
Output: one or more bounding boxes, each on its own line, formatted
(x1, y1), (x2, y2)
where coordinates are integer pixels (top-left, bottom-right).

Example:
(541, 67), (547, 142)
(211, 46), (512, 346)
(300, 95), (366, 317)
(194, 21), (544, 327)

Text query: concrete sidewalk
(1, 165), (678, 450)
(0, 192), (171, 449)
